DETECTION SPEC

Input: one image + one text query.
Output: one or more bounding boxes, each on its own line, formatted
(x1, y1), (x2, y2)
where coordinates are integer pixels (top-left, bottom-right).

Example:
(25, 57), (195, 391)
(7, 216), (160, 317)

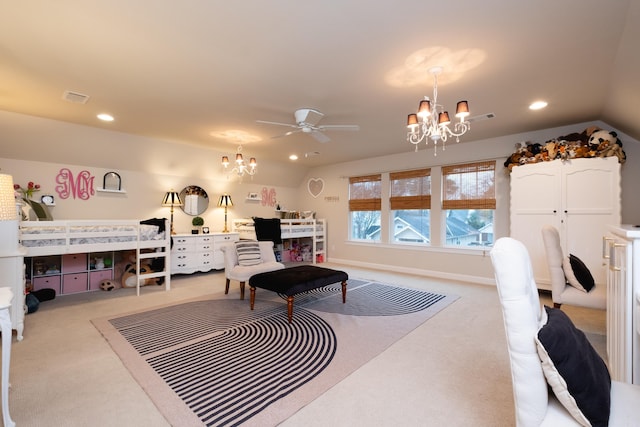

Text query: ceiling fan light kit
(406, 66), (471, 156)
(257, 108), (359, 143)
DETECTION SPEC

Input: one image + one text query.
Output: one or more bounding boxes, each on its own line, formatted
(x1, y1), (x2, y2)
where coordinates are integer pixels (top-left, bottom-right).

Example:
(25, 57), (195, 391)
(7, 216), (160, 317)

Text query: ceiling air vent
(467, 113), (496, 123)
(62, 90), (90, 104)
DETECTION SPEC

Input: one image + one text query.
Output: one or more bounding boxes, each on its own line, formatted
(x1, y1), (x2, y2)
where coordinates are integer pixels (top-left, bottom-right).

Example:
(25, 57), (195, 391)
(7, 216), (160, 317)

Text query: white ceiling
(1, 1), (639, 168)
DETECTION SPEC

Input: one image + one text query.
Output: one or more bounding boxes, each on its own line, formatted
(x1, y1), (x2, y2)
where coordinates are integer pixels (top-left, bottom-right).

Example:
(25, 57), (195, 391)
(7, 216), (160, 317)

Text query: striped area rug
(93, 280), (457, 427)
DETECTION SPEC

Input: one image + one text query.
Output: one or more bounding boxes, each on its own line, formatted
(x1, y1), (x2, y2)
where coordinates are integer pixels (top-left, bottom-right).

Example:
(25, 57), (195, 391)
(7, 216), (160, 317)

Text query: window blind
(442, 161), (496, 209)
(389, 168), (431, 210)
(349, 174), (381, 211)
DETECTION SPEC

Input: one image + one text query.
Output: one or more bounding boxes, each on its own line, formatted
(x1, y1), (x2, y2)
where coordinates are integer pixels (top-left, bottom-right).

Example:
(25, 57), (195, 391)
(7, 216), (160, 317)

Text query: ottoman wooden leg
(287, 296), (294, 324)
(225, 278), (230, 294)
(250, 287), (256, 310)
(341, 280), (347, 303)
(240, 281), (245, 300)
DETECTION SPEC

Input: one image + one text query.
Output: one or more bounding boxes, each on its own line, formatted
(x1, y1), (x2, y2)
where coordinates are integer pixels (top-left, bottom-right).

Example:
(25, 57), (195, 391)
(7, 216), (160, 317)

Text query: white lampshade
(0, 174), (17, 221)
(0, 173), (19, 253)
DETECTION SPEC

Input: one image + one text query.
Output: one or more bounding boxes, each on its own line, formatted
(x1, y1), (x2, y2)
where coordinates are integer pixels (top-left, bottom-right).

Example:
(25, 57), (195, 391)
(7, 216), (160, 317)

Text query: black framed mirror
(179, 185), (209, 216)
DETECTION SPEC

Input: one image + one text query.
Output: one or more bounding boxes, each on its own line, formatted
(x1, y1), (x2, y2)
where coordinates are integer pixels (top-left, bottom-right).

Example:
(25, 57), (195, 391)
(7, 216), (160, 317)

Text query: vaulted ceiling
(1, 1), (639, 168)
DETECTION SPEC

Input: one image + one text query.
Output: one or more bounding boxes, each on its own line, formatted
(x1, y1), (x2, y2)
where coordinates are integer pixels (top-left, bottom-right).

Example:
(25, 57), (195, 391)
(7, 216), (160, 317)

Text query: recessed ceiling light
(97, 113), (114, 122)
(289, 154), (298, 161)
(529, 101), (548, 110)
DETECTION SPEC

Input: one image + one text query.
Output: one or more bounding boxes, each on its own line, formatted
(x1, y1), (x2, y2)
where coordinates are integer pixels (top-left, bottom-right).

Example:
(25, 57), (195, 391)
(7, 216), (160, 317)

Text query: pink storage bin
(62, 272), (88, 294)
(89, 270), (113, 291)
(33, 275), (61, 293)
(62, 253), (87, 273)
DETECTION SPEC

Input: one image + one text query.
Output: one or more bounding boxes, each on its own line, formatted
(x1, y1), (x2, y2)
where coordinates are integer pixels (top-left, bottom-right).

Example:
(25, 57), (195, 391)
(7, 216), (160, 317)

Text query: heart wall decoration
(307, 178), (324, 198)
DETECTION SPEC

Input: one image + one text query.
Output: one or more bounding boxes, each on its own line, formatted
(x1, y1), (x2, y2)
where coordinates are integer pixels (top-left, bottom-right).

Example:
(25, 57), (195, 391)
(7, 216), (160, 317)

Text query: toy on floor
(99, 279), (117, 291)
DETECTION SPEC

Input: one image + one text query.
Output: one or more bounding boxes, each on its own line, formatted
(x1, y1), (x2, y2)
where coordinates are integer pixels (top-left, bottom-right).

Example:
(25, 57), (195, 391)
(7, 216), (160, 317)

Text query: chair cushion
(235, 240), (262, 266)
(562, 254), (595, 292)
(535, 306), (611, 427)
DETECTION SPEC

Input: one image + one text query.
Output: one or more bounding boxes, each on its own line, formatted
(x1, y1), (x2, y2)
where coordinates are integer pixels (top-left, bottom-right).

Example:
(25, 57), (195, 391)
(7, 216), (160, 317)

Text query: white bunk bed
(19, 219), (171, 296)
(232, 218), (326, 264)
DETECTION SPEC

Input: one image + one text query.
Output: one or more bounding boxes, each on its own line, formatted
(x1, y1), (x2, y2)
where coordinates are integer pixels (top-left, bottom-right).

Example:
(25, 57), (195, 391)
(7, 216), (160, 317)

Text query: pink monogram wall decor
(261, 187), (276, 207)
(55, 168), (95, 200)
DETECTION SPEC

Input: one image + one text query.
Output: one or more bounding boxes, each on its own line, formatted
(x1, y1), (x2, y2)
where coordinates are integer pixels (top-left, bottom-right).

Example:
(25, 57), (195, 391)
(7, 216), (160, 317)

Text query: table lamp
(217, 194), (233, 233)
(161, 189), (183, 235)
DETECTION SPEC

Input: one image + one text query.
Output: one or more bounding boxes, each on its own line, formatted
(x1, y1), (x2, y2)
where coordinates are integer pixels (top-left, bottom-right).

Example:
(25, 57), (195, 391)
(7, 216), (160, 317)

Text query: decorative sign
(261, 187), (277, 207)
(55, 168), (95, 200)
(307, 178), (324, 198)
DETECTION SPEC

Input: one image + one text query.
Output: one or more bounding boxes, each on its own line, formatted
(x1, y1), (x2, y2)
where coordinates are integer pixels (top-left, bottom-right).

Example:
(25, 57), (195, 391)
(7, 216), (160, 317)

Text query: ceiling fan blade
(317, 125), (360, 132)
(271, 129), (302, 139)
(256, 120), (298, 129)
(310, 131), (331, 143)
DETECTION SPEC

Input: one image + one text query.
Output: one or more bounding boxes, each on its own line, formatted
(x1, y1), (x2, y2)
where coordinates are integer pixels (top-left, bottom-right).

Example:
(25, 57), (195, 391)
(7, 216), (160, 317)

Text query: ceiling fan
(257, 108), (359, 143)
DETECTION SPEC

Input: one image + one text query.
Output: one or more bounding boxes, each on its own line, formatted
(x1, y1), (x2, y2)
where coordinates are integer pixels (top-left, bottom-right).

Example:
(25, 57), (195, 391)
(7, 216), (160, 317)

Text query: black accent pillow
(563, 254), (595, 292)
(535, 306), (611, 426)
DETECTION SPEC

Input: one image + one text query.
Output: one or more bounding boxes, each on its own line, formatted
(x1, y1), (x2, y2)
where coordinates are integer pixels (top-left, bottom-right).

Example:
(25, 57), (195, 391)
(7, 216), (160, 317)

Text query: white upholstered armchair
(491, 237), (640, 426)
(219, 241), (285, 300)
(541, 224), (606, 310)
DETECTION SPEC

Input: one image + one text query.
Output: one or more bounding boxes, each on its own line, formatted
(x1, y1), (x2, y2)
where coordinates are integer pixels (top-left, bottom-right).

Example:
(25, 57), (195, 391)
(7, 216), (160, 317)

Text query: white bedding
(20, 224), (163, 247)
(19, 220), (169, 257)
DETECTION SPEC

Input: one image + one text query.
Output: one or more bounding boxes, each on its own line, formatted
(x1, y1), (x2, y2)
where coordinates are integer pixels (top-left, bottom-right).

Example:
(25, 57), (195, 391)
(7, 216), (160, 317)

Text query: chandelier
(406, 66), (470, 156)
(221, 146), (257, 178)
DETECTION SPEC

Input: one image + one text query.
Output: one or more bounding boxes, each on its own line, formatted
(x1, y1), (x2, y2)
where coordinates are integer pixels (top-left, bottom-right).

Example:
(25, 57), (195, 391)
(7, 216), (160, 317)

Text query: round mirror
(179, 185), (209, 216)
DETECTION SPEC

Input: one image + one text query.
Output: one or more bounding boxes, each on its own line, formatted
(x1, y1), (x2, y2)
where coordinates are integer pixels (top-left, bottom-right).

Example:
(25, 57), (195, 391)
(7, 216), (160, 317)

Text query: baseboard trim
(326, 257), (496, 286)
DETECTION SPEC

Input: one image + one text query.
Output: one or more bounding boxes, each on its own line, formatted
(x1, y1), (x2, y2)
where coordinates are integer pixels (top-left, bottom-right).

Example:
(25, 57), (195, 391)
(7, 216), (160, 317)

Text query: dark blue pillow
(563, 254), (595, 292)
(535, 306), (610, 426)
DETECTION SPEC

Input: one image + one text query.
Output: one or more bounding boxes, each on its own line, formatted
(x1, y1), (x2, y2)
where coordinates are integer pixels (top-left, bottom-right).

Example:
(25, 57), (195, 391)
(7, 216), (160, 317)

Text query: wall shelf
(96, 188), (127, 194)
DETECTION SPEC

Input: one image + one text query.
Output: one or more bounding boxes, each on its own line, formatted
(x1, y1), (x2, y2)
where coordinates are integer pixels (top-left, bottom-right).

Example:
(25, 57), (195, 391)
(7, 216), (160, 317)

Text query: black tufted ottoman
(249, 265), (348, 323)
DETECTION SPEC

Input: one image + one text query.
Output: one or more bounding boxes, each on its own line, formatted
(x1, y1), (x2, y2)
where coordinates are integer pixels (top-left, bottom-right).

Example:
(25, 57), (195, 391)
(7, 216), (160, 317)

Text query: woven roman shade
(349, 174), (381, 211)
(389, 168), (431, 210)
(442, 161), (496, 209)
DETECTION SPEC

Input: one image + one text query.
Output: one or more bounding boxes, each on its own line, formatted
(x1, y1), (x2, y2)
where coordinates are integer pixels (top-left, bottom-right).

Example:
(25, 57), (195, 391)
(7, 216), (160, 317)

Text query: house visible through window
(349, 174), (381, 241)
(389, 168), (431, 244)
(442, 161), (496, 247)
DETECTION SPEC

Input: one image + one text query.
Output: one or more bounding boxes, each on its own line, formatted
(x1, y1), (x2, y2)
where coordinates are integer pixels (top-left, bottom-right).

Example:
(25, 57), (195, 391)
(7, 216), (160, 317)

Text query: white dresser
(605, 224), (640, 384)
(171, 232), (239, 274)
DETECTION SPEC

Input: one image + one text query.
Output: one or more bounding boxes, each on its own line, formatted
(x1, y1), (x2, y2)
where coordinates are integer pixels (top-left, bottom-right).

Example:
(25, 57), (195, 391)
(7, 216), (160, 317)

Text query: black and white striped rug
(93, 280), (457, 427)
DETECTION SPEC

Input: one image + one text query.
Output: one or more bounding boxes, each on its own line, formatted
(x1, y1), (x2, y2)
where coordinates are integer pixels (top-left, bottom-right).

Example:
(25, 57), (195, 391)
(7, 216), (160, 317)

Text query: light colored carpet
(5, 263), (607, 426)
(92, 279), (457, 426)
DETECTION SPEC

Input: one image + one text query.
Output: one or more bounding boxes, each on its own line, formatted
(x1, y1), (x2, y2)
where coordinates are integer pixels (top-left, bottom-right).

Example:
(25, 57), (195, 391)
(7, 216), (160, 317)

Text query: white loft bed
(19, 219), (171, 296)
(232, 218), (326, 264)
(233, 218), (323, 239)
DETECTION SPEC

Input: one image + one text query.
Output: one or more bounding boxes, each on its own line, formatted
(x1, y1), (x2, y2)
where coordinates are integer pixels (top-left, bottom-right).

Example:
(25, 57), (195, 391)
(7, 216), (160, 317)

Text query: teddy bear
(588, 129), (626, 163)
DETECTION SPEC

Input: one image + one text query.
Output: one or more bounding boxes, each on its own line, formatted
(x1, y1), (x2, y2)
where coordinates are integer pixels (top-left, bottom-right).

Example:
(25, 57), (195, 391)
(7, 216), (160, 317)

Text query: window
(442, 161), (495, 247)
(349, 174), (381, 241)
(389, 169), (431, 244)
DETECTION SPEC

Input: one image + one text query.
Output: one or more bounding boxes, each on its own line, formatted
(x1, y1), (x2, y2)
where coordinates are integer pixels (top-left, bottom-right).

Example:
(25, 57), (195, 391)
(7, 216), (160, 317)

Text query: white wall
(2, 110), (638, 284)
(0, 157), (304, 234)
(300, 121), (640, 284)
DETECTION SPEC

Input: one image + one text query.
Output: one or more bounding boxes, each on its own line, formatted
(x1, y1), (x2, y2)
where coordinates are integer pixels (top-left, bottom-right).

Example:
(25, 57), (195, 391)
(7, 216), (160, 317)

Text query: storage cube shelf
(27, 251), (115, 295)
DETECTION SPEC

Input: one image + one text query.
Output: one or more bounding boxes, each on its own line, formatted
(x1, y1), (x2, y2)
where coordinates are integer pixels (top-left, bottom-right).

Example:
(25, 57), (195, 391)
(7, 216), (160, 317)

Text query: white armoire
(510, 157), (621, 290)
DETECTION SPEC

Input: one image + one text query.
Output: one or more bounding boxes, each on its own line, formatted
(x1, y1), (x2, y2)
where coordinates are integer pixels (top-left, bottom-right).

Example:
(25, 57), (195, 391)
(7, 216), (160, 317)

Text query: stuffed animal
(588, 129), (626, 163)
(99, 279), (117, 291)
(121, 262), (161, 288)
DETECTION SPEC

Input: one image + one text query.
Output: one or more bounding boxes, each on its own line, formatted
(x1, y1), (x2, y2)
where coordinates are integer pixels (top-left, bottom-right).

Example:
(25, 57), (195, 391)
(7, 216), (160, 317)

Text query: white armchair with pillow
(541, 224), (606, 310)
(491, 236), (640, 426)
(219, 240), (285, 300)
